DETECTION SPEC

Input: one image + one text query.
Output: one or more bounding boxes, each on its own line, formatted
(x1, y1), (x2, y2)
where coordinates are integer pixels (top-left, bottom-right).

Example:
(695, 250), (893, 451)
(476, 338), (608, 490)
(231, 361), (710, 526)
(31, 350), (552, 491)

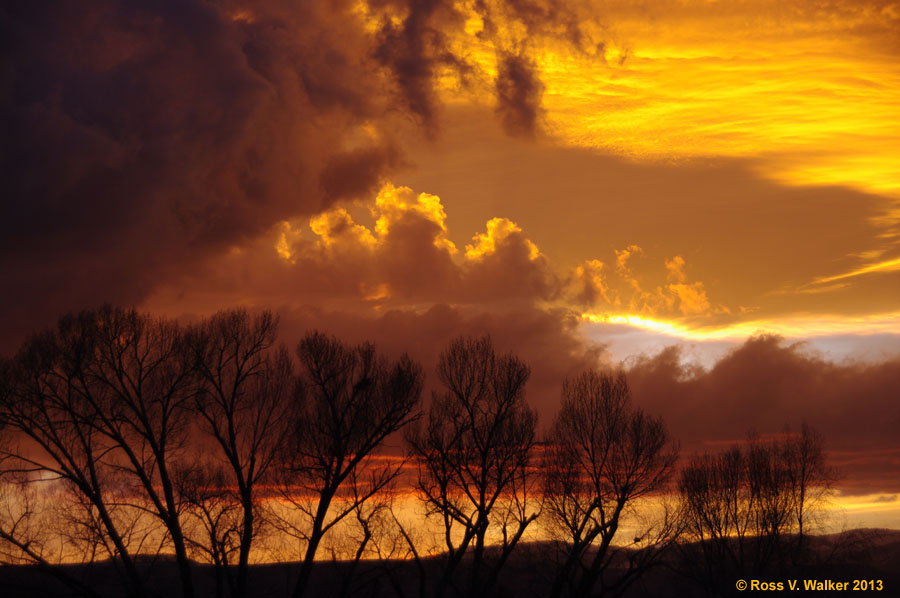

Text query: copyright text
(735, 579), (884, 591)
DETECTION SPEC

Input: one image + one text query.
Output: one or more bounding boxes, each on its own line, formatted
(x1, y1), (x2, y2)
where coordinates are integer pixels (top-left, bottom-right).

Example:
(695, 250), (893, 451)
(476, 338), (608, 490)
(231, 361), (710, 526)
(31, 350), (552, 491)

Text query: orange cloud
(374, 184), (457, 255)
(465, 217), (539, 261)
(201, 183), (558, 308)
(570, 246), (722, 319)
(309, 208), (377, 250)
(571, 259), (609, 305)
(273, 193), (729, 322)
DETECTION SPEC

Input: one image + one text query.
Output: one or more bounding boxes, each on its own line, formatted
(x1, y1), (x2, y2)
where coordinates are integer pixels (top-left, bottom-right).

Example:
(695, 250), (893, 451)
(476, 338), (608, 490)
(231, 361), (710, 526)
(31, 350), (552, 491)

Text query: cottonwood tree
(176, 462), (246, 598)
(407, 335), (539, 598)
(0, 307), (204, 598)
(277, 331), (423, 598)
(329, 470), (400, 598)
(363, 491), (437, 598)
(190, 308), (292, 598)
(0, 398), (109, 598)
(678, 424), (836, 595)
(679, 446), (764, 594)
(0, 473), (109, 598)
(0, 317), (154, 598)
(543, 370), (678, 598)
(781, 423), (835, 560)
(73, 306), (201, 598)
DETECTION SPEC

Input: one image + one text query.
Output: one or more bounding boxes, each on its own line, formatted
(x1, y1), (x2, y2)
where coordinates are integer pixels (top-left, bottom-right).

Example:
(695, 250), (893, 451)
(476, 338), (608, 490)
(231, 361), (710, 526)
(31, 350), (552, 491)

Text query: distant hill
(2, 530), (899, 597)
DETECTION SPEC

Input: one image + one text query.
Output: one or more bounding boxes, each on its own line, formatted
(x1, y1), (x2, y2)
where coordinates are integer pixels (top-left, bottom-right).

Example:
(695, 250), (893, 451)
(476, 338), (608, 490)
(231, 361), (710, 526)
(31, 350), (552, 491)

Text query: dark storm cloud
(626, 335), (900, 493)
(0, 0), (405, 350)
(278, 302), (606, 425)
(494, 52), (544, 137)
(373, 0), (471, 134)
(370, 0), (595, 135)
(319, 145), (404, 203)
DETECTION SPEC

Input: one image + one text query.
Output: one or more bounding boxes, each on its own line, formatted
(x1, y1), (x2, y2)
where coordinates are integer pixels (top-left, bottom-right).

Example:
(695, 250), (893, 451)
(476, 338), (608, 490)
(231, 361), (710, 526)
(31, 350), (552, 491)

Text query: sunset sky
(2, 0), (899, 523)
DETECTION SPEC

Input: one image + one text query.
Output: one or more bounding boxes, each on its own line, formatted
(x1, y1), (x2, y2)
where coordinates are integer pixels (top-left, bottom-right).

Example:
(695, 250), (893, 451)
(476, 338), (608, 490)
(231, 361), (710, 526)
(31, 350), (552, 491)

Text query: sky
(2, 0), (899, 515)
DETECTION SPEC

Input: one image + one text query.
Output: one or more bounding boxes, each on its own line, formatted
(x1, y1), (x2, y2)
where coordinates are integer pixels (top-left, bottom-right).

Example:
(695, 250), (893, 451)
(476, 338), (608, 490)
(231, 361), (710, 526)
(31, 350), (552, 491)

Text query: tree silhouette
(176, 462), (241, 598)
(277, 331), (423, 598)
(0, 307), (854, 598)
(67, 307), (200, 598)
(678, 424), (836, 595)
(190, 309), (292, 598)
(0, 422), (105, 598)
(407, 335), (539, 598)
(781, 423), (836, 561)
(543, 370), (678, 598)
(0, 309), (184, 598)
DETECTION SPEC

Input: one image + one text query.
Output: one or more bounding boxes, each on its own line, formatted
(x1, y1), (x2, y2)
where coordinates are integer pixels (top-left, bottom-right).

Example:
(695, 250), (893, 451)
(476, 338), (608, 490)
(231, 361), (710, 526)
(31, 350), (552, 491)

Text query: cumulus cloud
(146, 182), (560, 311)
(568, 245), (725, 319)
(143, 181), (730, 327)
(570, 259), (610, 305)
(463, 217), (557, 302)
(664, 256), (713, 315)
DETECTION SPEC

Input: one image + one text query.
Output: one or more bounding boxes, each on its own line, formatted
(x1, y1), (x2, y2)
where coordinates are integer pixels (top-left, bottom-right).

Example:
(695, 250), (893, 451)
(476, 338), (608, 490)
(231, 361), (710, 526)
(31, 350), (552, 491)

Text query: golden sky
(3, 0), (899, 493)
(388, 0), (900, 340)
(135, 0), (900, 354)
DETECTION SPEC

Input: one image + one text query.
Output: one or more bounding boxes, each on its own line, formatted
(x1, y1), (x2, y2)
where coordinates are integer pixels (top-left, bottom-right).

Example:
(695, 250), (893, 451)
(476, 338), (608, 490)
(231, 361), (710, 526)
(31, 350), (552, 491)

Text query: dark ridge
(2, 530), (899, 598)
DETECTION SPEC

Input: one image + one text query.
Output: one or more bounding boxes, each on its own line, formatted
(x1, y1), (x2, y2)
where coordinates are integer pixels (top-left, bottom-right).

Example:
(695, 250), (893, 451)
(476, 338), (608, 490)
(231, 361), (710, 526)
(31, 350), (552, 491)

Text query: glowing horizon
(580, 311), (900, 343)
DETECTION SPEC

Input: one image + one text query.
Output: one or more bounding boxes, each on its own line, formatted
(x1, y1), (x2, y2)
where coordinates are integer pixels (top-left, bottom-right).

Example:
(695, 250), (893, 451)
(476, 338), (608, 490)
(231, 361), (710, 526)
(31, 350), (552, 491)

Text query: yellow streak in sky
(581, 311), (900, 341)
(813, 257), (900, 284)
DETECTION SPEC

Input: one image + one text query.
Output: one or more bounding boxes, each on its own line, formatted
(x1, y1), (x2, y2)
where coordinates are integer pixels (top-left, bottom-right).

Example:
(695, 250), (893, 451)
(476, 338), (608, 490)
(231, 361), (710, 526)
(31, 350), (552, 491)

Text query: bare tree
(364, 491), (436, 598)
(0, 392), (115, 598)
(780, 423), (836, 561)
(0, 307), (207, 597)
(0, 319), (154, 598)
(72, 306), (201, 598)
(0, 467), (106, 598)
(543, 370), (678, 598)
(278, 331), (423, 598)
(678, 424), (836, 595)
(176, 462), (245, 598)
(333, 471), (398, 598)
(190, 308), (292, 598)
(406, 335), (539, 598)
(679, 444), (769, 595)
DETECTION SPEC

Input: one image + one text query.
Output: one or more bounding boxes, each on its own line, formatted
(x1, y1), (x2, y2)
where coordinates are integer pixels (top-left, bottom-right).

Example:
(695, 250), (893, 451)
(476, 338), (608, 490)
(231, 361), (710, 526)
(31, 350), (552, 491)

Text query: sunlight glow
(581, 311), (900, 341)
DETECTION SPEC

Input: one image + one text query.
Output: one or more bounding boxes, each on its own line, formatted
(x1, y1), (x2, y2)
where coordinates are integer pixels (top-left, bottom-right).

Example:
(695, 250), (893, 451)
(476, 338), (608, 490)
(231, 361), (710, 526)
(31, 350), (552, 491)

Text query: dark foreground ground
(2, 530), (899, 598)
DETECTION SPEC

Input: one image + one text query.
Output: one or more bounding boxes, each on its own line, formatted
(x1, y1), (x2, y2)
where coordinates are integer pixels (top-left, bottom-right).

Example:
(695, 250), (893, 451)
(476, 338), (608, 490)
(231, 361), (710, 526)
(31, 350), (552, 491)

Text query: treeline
(0, 306), (836, 598)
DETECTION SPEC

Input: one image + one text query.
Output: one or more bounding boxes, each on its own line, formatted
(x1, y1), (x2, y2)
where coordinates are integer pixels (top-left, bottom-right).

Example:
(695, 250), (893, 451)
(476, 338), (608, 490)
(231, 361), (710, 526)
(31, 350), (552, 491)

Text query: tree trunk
(292, 486), (336, 598)
(237, 491), (254, 598)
